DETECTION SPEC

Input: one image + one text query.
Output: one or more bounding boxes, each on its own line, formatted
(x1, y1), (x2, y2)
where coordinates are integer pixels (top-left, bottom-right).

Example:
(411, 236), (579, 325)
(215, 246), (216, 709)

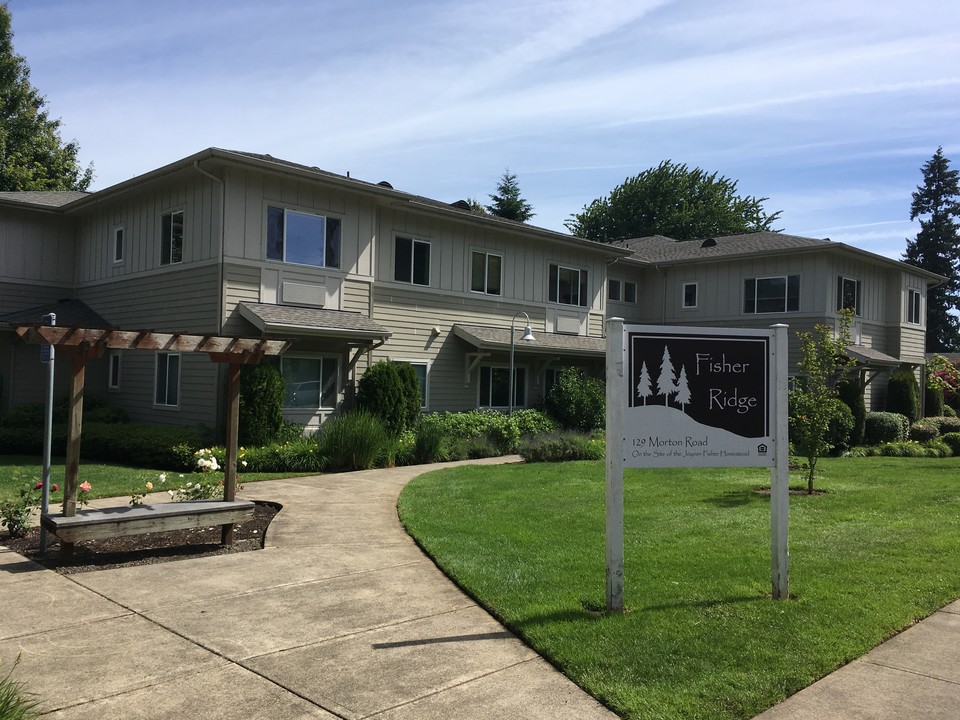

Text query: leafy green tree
(566, 160), (781, 241)
(0, 4), (92, 191)
(903, 147), (960, 351)
(355, 360), (421, 435)
(788, 311), (855, 494)
(544, 368), (605, 431)
(486, 170), (534, 222)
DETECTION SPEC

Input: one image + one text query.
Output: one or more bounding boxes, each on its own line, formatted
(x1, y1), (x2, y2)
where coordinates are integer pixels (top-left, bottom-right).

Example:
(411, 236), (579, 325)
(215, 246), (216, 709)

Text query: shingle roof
(846, 344), (909, 367)
(623, 232), (830, 264)
(453, 324), (605, 356)
(0, 299), (112, 328)
(239, 302), (390, 338)
(0, 191), (89, 208)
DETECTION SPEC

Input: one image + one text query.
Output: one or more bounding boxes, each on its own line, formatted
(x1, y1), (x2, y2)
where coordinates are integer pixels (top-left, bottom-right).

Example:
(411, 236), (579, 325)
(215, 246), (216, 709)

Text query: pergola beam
(15, 326), (289, 356)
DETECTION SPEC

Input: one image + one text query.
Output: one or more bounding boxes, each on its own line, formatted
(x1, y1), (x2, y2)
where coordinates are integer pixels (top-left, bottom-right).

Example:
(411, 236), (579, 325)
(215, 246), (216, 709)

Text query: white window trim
(108, 351), (122, 391)
(548, 262), (588, 308)
(265, 204), (343, 269)
(394, 234), (431, 286)
(153, 352), (180, 409)
(470, 249), (503, 296)
(478, 363), (528, 409)
(113, 225), (125, 265)
(837, 275), (862, 316)
(159, 208), (184, 266)
(907, 288), (923, 325)
(682, 282), (698, 309)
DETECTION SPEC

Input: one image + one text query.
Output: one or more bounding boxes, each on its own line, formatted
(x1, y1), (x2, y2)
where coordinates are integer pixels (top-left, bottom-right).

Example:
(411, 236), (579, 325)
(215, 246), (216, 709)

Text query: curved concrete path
(0, 458), (617, 719)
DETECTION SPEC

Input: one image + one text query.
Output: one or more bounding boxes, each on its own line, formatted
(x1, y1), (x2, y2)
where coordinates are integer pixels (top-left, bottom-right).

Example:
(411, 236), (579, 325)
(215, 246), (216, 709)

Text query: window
(108, 351), (121, 390)
(395, 361), (429, 408)
(744, 275), (800, 314)
(395, 236), (430, 285)
(266, 207), (341, 268)
(160, 210), (183, 265)
(608, 280), (621, 302)
(113, 226), (124, 264)
(549, 264), (588, 307)
(479, 365), (526, 408)
(907, 289), (922, 324)
(624, 281), (637, 303)
(683, 282), (698, 308)
(837, 276), (862, 315)
(154, 353), (180, 406)
(270, 356), (339, 409)
(471, 251), (502, 295)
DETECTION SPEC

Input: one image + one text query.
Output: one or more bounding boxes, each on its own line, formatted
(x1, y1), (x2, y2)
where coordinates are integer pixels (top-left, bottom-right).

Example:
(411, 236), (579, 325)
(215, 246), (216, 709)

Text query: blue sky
(9, 0), (958, 258)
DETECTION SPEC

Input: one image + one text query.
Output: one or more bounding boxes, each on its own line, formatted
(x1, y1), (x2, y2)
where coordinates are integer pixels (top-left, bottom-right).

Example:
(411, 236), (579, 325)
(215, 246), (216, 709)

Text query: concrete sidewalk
(3, 459), (959, 719)
(0, 458), (616, 719)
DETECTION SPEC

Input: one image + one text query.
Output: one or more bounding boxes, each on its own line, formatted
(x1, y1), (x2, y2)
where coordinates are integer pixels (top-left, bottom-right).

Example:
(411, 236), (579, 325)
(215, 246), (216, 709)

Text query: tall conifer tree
(486, 170), (534, 222)
(903, 147), (960, 351)
(0, 4), (93, 191)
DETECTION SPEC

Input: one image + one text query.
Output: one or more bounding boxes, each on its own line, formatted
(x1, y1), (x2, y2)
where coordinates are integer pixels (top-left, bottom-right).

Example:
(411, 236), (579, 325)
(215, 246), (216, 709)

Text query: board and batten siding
(73, 172), (221, 283)
(371, 287), (604, 413)
(221, 167), (377, 279)
(375, 207), (609, 316)
(0, 208), (75, 285)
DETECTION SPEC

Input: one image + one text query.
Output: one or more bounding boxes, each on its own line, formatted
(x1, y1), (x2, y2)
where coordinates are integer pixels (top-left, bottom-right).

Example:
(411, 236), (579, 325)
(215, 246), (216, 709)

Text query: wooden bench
(40, 500), (256, 544)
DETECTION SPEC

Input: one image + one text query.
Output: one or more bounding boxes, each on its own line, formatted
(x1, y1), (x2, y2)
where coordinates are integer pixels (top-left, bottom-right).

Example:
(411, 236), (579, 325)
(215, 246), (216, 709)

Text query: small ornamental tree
(239, 363), (285, 446)
(789, 311), (855, 493)
(886, 370), (921, 422)
(927, 353), (960, 411)
(544, 367), (605, 431)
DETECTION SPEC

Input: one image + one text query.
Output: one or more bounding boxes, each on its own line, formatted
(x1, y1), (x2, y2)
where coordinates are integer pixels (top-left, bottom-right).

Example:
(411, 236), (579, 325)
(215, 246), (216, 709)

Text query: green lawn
(0, 455), (319, 503)
(398, 458), (960, 720)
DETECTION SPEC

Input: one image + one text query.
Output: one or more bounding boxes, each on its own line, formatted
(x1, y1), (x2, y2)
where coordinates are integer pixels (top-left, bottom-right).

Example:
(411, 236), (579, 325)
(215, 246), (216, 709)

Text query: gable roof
(621, 231), (944, 284)
(0, 190), (89, 209)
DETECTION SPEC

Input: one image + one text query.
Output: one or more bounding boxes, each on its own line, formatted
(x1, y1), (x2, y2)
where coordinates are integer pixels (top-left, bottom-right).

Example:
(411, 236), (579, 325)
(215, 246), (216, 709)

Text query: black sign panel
(628, 331), (770, 439)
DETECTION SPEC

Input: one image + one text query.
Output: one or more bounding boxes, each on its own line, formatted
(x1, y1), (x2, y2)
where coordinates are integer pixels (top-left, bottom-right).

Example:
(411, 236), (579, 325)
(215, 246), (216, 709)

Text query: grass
(0, 455), (321, 503)
(398, 457), (960, 720)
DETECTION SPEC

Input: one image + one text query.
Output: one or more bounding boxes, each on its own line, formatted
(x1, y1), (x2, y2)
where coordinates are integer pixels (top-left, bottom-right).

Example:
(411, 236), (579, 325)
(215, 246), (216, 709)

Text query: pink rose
(34, 481), (43, 489)
(79, 481), (92, 492)
(52, 484), (60, 492)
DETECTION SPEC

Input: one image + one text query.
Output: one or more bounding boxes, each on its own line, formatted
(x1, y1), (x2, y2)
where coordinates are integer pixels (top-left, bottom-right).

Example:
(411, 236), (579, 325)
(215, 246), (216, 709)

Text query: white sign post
(605, 320), (790, 610)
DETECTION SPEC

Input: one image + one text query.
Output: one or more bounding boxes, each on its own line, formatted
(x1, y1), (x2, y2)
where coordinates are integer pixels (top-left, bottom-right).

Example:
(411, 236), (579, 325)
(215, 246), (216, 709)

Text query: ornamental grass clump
(318, 410), (391, 471)
(0, 655), (39, 720)
(518, 432), (604, 462)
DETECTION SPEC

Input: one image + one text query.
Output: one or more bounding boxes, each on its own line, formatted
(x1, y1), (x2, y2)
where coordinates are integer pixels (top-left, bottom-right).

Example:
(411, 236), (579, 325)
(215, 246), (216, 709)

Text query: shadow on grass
(703, 489), (764, 508)
(643, 594), (765, 612)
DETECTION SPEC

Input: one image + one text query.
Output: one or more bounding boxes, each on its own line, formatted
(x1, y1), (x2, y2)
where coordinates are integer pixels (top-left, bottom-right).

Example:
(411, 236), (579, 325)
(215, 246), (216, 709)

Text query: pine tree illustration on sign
(636, 361), (652, 405)
(675, 366), (692, 411)
(656, 346), (678, 405)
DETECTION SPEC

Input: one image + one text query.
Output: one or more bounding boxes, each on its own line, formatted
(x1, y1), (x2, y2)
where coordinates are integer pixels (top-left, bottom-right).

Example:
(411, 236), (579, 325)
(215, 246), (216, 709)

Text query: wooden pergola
(14, 323), (290, 556)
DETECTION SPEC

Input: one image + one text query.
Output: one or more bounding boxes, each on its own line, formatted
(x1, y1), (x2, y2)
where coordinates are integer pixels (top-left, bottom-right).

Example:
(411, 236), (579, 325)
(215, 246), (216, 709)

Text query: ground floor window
(479, 365), (526, 408)
(154, 352), (180, 406)
(108, 351), (122, 390)
(272, 356), (339, 409)
(407, 361), (429, 409)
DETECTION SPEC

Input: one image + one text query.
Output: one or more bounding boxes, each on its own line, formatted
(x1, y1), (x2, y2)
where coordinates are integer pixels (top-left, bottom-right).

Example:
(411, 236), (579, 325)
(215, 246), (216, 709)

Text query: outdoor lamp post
(508, 311), (535, 415)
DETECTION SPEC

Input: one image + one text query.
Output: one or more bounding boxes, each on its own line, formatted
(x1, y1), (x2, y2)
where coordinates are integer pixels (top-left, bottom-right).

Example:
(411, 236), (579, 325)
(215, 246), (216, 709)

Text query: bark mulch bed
(1, 500), (279, 574)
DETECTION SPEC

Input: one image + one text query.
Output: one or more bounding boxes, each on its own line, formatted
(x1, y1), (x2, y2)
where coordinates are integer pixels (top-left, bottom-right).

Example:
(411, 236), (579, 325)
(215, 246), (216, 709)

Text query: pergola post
(221, 362), (242, 545)
(61, 346), (88, 560)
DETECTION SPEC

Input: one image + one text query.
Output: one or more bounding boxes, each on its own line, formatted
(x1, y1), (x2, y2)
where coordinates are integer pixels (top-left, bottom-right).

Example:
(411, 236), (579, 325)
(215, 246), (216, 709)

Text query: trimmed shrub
(518, 432), (605, 462)
(864, 411), (909, 445)
(909, 421), (939, 443)
(511, 408), (561, 437)
(318, 410), (392, 471)
(925, 383), (946, 418)
(826, 400), (855, 454)
(356, 361), (420, 435)
(836, 379), (866, 447)
(925, 416), (960, 435)
(945, 405), (958, 418)
(239, 363), (285, 446)
(0, 396), (127, 428)
(446, 436), (500, 460)
(427, 409), (519, 454)
(852, 440), (951, 458)
(941, 432), (960, 456)
(544, 368), (605, 431)
(886, 370), (921, 423)
(395, 362), (424, 431)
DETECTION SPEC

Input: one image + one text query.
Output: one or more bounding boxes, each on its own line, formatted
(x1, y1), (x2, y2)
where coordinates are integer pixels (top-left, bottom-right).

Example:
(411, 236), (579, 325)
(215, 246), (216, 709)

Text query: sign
(40, 312), (55, 364)
(624, 326), (773, 468)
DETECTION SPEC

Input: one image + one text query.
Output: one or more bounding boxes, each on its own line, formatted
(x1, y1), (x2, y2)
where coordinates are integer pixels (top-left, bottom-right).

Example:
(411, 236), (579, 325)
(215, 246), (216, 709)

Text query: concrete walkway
(3, 459), (959, 719)
(0, 458), (616, 719)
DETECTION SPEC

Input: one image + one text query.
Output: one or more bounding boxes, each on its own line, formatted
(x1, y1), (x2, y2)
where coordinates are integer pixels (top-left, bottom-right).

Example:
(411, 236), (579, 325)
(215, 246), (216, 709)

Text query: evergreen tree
(636, 361), (652, 405)
(486, 170), (534, 222)
(656, 346), (677, 405)
(903, 147), (960, 352)
(0, 4), (92, 191)
(566, 160), (780, 241)
(675, 366), (691, 411)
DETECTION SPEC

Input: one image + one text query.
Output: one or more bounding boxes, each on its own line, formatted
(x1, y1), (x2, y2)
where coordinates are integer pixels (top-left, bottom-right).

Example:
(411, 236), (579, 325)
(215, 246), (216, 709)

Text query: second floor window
(683, 282), (698, 308)
(160, 210), (183, 265)
(744, 275), (800, 314)
(267, 207), (341, 268)
(907, 289), (922, 324)
(549, 263), (588, 307)
(471, 251), (502, 295)
(395, 236), (430, 285)
(113, 226), (124, 264)
(837, 276), (862, 315)
(608, 279), (621, 301)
